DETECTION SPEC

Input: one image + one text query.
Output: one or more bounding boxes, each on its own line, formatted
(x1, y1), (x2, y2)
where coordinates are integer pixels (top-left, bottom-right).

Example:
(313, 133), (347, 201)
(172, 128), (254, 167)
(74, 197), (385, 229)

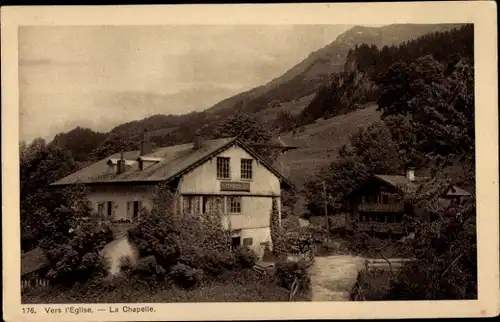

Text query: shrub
(38, 184), (114, 286)
(131, 255), (166, 281)
(128, 183), (181, 271)
(270, 199), (286, 259)
(234, 246), (258, 268)
(178, 246), (204, 269)
(200, 250), (238, 276)
(284, 228), (315, 261)
(385, 212), (477, 300)
(350, 269), (393, 301)
(262, 242), (273, 261)
(168, 263), (204, 288)
(275, 260), (311, 292)
(118, 256), (135, 273)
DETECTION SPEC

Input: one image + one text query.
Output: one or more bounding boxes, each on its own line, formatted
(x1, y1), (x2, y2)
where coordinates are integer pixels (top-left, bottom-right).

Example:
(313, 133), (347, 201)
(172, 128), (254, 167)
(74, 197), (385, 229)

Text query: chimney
(117, 151), (126, 175)
(193, 133), (205, 150)
(140, 130), (153, 156)
(406, 167), (416, 182)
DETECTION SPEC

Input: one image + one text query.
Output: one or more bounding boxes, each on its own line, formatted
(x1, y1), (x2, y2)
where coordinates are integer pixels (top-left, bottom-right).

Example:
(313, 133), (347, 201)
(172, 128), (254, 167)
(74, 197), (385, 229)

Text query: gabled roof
(374, 174), (470, 196)
(50, 137), (293, 189)
(374, 174), (430, 190)
(21, 247), (49, 276)
(358, 174), (471, 197)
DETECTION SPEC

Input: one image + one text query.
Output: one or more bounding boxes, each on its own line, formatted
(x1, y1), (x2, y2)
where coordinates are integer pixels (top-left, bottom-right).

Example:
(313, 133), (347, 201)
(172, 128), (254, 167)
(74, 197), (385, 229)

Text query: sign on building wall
(220, 181), (250, 192)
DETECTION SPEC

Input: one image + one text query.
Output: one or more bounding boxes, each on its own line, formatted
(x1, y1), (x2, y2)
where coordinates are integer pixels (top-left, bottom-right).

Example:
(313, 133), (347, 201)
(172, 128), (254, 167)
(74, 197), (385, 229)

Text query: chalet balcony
(356, 222), (404, 234)
(358, 203), (405, 213)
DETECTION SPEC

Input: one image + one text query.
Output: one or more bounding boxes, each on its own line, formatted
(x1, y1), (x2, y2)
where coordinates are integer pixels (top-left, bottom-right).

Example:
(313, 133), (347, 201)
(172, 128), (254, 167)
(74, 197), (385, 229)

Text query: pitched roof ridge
(49, 136), (296, 189)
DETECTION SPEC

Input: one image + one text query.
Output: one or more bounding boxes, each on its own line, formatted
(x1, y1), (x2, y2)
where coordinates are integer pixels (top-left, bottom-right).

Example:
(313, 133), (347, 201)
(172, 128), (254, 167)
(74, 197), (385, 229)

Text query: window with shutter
(97, 202), (105, 219)
(127, 201), (132, 220)
(107, 201), (113, 219)
(133, 201), (141, 220)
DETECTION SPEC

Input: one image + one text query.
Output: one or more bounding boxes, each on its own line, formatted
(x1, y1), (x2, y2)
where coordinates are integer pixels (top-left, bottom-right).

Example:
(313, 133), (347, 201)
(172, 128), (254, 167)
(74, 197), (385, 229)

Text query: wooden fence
(21, 278), (50, 290)
(363, 258), (415, 272)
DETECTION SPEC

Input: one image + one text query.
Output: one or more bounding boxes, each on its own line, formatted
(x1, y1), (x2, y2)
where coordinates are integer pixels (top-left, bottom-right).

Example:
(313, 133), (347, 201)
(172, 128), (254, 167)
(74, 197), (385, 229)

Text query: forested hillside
(299, 25), (473, 125)
(301, 24), (474, 217)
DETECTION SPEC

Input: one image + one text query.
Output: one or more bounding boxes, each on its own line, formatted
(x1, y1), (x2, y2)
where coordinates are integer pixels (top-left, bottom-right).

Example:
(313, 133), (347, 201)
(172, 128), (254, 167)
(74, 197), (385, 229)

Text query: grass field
(22, 269), (311, 303)
(278, 104), (381, 187)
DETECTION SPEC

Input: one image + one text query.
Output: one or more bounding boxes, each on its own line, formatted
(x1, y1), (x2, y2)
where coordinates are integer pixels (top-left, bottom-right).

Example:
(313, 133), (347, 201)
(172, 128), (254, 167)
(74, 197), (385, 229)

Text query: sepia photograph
(2, 2), (499, 321)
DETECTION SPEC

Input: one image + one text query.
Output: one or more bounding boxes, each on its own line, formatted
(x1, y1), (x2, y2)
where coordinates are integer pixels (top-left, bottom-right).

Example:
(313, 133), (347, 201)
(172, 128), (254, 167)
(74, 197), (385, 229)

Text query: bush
(385, 214), (477, 300)
(283, 228), (315, 260)
(128, 184), (181, 271)
(131, 255), (166, 282)
(200, 250), (238, 276)
(168, 263), (204, 288)
(178, 246), (204, 269)
(275, 260), (311, 292)
(38, 184), (115, 286)
(234, 246), (258, 268)
(118, 256), (135, 273)
(350, 269), (393, 301)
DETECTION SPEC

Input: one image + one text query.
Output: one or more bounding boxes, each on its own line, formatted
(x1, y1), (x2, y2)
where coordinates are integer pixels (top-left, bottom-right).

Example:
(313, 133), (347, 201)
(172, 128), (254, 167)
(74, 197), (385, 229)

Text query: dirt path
(100, 234), (138, 275)
(309, 255), (365, 301)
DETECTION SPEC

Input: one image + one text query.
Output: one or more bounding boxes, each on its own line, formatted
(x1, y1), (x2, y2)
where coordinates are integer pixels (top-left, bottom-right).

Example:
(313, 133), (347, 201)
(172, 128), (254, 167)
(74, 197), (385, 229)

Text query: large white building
(51, 135), (294, 258)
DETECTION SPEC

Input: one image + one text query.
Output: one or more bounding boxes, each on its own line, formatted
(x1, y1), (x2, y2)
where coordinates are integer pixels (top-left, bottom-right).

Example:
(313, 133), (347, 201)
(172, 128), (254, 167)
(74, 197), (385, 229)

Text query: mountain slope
(278, 104), (381, 187)
(205, 23), (463, 115)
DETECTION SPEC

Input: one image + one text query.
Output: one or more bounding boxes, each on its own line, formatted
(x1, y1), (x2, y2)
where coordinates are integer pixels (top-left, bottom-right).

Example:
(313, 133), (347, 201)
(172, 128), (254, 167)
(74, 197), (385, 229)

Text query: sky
(19, 25), (354, 142)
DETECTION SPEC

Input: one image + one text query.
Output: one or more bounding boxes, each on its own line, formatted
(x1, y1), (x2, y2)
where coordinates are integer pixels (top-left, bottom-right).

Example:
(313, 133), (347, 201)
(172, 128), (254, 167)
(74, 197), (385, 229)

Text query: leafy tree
(20, 138), (77, 251)
(378, 56), (475, 186)
(90, 132), (141, 161)
(37, 184), (114, 286)
(372, 35), (475, 300)
(273, 110), (297, 133)
(376, 61), (415, 117)
(51, 127), (107, 162)
(383, 178), (476, 300)
(212, 111), (272, 143)
(211, 112), (280, 163)
(128, 182), (181, 271)
(270, 198), (286, 259)
(302, 122), (403, 217)
(299, 25), (473, 125)
(129, 184), (236, 278)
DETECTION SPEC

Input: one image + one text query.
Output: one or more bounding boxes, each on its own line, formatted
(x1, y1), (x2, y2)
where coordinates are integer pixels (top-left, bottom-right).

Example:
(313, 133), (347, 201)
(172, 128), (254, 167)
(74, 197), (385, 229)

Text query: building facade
(51, 136), (293, 258)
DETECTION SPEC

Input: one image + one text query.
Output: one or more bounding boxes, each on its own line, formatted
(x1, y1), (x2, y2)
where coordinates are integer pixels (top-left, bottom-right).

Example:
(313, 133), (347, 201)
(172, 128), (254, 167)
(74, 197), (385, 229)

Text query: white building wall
(220, 196), (274, 230)
(179, 144), (281, 196)
(177, 144), (283, 255)
(240, 227), (271, 258)
(87, 184), (154, 221)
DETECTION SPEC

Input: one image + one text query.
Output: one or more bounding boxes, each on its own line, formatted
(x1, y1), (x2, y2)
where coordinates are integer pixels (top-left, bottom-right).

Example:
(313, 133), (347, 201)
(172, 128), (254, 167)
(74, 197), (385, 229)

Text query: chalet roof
(374, 174), (471, 197)
(21, 247), (49, 276)
(51, 137), (293, 189)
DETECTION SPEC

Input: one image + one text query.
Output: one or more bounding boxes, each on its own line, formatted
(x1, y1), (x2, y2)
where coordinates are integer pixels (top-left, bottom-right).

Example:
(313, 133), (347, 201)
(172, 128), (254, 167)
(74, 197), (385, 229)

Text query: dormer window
(137, 156), (163, 170)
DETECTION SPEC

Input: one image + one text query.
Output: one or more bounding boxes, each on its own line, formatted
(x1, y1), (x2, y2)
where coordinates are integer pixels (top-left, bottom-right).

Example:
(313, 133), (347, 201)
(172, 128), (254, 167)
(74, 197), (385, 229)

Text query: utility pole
(322, 180), (329, 238)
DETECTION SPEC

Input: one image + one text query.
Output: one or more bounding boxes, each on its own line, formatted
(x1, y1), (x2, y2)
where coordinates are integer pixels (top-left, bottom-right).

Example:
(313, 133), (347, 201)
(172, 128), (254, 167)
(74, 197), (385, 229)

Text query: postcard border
(2, 2), (499, 321)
